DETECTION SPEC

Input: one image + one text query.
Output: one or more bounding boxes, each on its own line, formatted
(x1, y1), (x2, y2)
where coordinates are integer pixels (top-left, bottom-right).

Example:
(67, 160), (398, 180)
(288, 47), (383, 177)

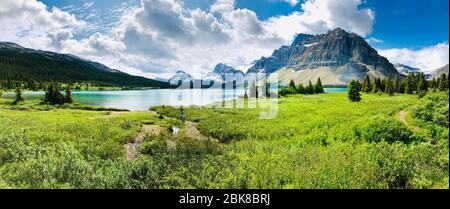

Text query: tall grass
(0, 92), (448, 189)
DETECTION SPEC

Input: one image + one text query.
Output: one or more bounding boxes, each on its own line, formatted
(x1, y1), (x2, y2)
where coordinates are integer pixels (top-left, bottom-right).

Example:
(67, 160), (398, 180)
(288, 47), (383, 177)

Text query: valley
(0, 91), (448, 189)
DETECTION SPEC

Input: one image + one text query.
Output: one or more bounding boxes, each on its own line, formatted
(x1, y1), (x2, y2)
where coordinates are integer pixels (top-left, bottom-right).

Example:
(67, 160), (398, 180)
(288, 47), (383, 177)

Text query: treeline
(8, 83), (74, 105)
(361, 73), (449, 96)
(279, 78), (325, 96)
(0, 80), (89, 91)
(0, 48), (171, 89)
(348, 73), (449, 103)
(0, 79), (150, 91)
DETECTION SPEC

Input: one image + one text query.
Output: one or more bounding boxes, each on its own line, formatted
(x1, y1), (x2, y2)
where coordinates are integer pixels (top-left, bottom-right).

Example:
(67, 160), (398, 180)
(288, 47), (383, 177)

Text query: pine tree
(372, 79), (378, 93)
(405, 73), (415, 94)
(43, 83), (65, 105)
(13, 88), (24, 105)
(448, 73), (450, 89)
(314, 77), (324, 94)
(307, 81), (314, 94)
(363, 75), (372, 93)
(297, 84), (305, 94)
(385, 76), (395, 96)
(417, 72), (428, 96)
(393, 75), (400, 93)
(431, 77), (437, 90)
(397, 80), (405, 94)
(64, 86), (73, 104)
(373, 77), (382, 93)
(348, 80), (362, 102)
(438, 73), (448, 91)
(289, 80), (297, 93)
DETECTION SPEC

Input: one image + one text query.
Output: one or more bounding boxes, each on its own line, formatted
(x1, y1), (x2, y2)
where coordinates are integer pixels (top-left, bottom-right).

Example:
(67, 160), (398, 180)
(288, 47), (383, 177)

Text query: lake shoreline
(1, 88), (347, 111)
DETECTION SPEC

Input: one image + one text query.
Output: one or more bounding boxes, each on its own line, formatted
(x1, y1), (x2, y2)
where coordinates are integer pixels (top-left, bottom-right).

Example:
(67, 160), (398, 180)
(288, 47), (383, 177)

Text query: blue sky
(1, 0), (448, 76)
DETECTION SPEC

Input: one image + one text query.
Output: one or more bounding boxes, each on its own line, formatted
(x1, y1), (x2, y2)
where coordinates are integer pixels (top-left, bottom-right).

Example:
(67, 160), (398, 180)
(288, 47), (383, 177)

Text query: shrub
(360, 116), (413, 144)
(43, 83), (65, 105)
(12, 88), (24, 105)
(120, 120), (133, 130)
(413, 92), (449, 128)
(348, 80), (362, 102)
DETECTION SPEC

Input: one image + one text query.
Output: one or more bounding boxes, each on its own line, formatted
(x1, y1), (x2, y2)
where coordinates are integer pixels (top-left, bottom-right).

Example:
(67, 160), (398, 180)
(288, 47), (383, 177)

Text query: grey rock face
(394, 64), (421, 75)
(429, 64), (449, 78)
(210, 63), (244, 81)
(247, 28), (401, 84)
(169, 70), (193, 83)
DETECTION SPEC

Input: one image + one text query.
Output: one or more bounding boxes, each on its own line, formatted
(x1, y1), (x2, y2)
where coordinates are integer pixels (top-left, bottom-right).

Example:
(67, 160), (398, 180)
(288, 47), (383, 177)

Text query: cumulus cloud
(366, 37), (384, 44)
(265, 0), (374, 41)
(0, 0), (85, 49)
(210, 0), (235, 13)
(271, 0), (300, 7)
(379, 43), (449, 72)
(47, 29), (73, 48)
(1, 0), (379, 79)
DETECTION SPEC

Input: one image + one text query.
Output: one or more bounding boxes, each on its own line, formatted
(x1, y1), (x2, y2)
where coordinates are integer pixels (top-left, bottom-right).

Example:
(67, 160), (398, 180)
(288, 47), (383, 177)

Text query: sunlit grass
(0, 92), (448, 189)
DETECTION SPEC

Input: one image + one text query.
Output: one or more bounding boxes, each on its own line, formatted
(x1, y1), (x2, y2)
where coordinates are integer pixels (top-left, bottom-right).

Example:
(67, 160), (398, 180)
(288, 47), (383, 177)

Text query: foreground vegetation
(0, 91), (448, 189)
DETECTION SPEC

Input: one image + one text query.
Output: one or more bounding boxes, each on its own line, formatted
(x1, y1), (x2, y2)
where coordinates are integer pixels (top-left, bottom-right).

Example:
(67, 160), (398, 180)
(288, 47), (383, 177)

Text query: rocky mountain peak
(169, 70), (193, 83)
(394, 64), (421, 75)
(329, 27), (349, 36)
(429, 64), (449, 78)
(202, 64), (244, 82)
(0, 42), (24, 49)
(291, 33), (314, 46)
(213, 63), (243, 75)
(246, 28), (401, 85)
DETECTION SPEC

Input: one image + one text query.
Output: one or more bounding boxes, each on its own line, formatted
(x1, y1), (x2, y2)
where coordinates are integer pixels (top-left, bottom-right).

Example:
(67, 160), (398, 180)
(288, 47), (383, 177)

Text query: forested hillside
(0, 42), (171, 89)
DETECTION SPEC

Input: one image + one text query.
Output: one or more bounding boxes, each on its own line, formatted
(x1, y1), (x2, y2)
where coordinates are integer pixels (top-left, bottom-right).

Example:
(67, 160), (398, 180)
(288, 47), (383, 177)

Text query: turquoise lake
(1, 88), (347, 111)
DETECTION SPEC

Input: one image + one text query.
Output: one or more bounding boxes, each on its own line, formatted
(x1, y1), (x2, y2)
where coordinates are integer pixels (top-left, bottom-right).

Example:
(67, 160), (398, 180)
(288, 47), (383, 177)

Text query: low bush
(360, 116), (414, 144)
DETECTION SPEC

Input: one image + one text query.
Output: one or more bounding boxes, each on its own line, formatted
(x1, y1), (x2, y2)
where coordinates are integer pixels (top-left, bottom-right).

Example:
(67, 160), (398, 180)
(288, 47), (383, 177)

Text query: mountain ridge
(429, 64), (449, 78)
(0, 42), (171, 88)
(247, 28), (402, 85)
(394, 64), (421, 75)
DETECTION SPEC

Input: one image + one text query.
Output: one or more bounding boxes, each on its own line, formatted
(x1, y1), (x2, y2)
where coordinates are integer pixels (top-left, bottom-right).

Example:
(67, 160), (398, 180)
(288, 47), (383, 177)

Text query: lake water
(1, 88), (346, 111)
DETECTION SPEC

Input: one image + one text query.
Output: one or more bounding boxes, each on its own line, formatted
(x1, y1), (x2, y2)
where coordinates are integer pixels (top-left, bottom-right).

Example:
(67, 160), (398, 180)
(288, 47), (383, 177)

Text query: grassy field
(0, 92), (448, 189)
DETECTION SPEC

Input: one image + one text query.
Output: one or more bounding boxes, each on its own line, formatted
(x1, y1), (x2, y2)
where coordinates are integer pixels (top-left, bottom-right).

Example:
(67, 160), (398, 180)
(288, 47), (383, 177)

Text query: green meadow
(0, 92), (448, 189)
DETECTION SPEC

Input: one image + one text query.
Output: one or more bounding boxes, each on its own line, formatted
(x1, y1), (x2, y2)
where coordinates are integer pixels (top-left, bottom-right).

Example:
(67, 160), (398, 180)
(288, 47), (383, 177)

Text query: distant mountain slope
(429, 64), (449, 78)
(168, 70), (193, 85)
(0, 42), (171, 88)
(394, 64), (421, 75)
(205, 63), (244, 82)
(247, 28), (402, 85)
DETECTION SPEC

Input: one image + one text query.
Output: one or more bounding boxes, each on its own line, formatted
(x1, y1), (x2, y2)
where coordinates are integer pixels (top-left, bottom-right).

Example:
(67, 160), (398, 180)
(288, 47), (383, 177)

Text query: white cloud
(0, 0), (377, 79)
(271, 0), (300, 7)
(210, 0), (235, 13)
(265, 0), (374, 41)
(47, 29), (73, 48)
(0, 0), (85, 49)
(366, 37), (384, 44)
(379, 43), (450, 72)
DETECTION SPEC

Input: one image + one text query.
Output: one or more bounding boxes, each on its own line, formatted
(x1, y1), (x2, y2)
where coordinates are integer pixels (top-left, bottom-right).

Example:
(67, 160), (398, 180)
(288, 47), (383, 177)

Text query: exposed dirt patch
(399, 110), (421, 131)
(166, 140), (177, 151)
(184, 121), (219, 142)
(91, 111), (133, 120)
(125, 124), (162, 160)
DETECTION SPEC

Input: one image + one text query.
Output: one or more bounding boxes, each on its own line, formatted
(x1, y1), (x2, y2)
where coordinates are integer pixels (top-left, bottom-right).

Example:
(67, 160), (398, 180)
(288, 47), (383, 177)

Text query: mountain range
(2, 28), (447, 89)
(394, 64), (421, 75)
(248, 28), (402, 85)
(168, 63), (244, 88)
(0, 42), (171, 88)
(429, 64), (449, 78)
